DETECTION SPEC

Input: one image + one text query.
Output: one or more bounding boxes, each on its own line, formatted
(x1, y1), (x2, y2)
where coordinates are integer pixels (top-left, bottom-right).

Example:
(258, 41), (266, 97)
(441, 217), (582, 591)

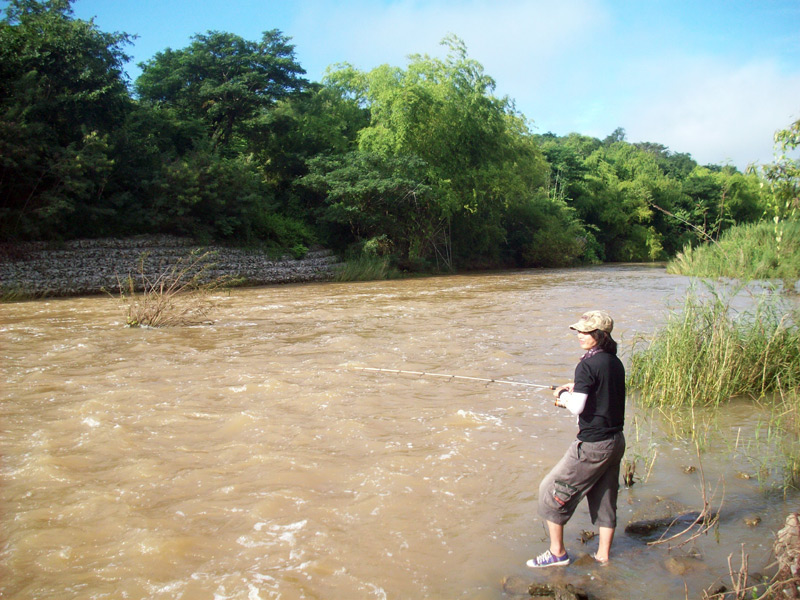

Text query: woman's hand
(553, 383), (575, 407)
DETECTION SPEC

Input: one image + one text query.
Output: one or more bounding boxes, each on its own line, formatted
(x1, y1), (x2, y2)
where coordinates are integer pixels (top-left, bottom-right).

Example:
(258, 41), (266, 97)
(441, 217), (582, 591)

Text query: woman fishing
(526, 310), (626, 568)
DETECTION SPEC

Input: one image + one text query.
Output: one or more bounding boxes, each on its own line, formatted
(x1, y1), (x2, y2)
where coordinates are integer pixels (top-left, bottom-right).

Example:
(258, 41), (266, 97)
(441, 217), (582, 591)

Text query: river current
(1, 265), (796, 599)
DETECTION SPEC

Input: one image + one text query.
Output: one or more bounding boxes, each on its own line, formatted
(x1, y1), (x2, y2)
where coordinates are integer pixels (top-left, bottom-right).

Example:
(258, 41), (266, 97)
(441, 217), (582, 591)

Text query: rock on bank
(0, 236), (343, 297)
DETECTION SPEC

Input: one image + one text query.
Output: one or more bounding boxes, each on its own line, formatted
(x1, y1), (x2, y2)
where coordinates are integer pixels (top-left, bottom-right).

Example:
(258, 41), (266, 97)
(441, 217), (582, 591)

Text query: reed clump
(629, 287), (800, 408)
(629, 286), (800, 488)
(116, 250), (234, 327)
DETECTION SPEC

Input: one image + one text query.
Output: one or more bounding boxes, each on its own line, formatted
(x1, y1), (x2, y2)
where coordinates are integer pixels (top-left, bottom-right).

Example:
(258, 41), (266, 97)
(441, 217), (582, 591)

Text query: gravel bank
(0, 236), (342, 297)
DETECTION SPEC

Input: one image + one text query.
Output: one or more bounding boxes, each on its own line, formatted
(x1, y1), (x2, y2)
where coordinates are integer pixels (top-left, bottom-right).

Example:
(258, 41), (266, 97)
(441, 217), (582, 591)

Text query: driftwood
(624, 496), (717, 541)
(625, 509), (706, 536)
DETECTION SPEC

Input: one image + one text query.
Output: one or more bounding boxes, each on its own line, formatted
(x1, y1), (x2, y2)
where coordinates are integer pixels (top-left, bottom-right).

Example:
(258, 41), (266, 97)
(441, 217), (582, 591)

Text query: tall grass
(629, 286), (800, 408)
(628, 286), (800, 488)
(668, 220), (800, 288)
(116, 250), (234, 327)
(0, 284), (44, 303)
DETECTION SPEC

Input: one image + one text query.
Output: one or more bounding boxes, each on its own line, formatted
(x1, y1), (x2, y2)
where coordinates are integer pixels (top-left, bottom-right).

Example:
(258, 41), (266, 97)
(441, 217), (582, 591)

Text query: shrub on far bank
(333, 255), (400, 282)
(668, 220), (800, 288)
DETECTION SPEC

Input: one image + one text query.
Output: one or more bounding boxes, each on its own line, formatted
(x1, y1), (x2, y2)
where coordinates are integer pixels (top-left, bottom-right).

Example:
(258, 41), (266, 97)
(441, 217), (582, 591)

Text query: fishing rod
(354, 367), (557, 390)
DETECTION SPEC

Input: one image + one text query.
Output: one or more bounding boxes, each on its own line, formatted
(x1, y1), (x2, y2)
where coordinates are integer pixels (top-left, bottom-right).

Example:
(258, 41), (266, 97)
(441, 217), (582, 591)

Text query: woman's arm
(553, 383), (588, 415)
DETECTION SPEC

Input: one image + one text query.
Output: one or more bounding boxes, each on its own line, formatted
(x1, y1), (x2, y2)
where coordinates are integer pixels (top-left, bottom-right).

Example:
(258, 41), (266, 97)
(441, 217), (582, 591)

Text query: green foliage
(580, 144), (666, 261)
(319, 36), (561, 270)
(250, 210), (316, 251)
(0, 0), (133, 240)
(537, 130), (769, 262)
(629, 287), (800, 493)
(333, 254), (400, 282)
(502, 192), (589, 267)
(136, 29), (307, 150)
(249, 84), (368, 196)
(303, 151), (448, 269)
(149, 152), (255, 240)
(0, 5), (787, 272)
(628, 286), (800, 488)
(666, 166), (767, 248)
(668, 220), (800, 287)
(757, 117), (800, 224)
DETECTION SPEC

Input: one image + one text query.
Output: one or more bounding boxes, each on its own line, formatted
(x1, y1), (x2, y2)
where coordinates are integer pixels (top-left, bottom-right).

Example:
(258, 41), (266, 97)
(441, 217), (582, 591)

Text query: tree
(246, 83), (369, 216)
(136, 30), (308, 151)
(603, 127), (626, 145)
(0, 0), (133, 239)
(633, 142), (697, 179)
(581, 143), (669, 261)
(758, 116), (800, 223)
(303, 151), (450, 268)
(320, 36), (559, 268)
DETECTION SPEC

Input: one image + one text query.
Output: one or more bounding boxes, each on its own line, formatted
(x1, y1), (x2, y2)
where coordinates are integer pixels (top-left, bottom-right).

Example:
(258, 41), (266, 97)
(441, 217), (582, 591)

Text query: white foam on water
(242, 519), (308, 549)
(247, 583), (262, 600)
(363, 582), (387, 599)
(456, 409), (503, 427)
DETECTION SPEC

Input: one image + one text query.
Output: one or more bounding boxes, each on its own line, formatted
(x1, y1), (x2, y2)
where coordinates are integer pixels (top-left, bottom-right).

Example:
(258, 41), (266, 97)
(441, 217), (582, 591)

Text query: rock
(682, 465), (696, 474)
(743, 515), (761, 527)
(503, 576), (590, 599)
(528, 582), (589, 600)
(570, 553), (597, 567)
(663, 556), (705, 576)
(774, 512), (800, 597)
(501, 575), (531, 597)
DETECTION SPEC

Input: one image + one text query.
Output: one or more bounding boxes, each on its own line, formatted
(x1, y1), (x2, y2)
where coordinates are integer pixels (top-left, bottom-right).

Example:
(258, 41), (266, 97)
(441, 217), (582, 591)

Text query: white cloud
(291, 0), (607, 83)
(621, 57), (800, 169)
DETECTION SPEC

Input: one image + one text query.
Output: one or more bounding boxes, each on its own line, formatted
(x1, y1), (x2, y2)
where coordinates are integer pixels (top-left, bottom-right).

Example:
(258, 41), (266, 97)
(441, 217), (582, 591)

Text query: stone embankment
(0, 236), (343, 297)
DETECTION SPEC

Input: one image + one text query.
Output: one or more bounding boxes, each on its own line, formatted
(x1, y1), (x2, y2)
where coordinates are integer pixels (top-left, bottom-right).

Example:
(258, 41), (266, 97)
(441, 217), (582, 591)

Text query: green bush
(333, 255), (400, 282)
(668, 221), (800, 287)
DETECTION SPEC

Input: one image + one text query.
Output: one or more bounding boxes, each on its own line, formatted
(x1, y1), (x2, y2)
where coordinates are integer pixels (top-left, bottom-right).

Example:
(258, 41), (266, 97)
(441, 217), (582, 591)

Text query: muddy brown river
(1, 265), (796, 599)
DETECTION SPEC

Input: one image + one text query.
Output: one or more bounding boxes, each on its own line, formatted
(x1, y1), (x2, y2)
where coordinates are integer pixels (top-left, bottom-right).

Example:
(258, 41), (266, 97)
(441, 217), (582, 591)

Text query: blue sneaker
(526, 550), (570, 568)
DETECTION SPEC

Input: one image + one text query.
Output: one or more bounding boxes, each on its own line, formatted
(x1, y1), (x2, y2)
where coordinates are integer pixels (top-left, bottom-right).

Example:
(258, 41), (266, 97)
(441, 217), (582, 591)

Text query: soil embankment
(0, 236), (342, 297)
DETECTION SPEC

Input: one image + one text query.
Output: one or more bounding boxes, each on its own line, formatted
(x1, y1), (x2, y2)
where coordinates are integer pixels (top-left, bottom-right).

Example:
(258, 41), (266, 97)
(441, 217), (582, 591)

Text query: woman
(526, 310), (626, 568)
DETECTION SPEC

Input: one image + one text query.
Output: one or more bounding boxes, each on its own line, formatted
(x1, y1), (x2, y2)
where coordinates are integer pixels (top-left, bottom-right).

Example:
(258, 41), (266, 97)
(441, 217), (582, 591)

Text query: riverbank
(0, 236), (342, 298)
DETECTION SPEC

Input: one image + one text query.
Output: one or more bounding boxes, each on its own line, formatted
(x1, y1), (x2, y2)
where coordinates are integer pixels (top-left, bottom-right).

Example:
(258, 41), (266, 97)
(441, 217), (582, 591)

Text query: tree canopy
(136, 30), (308, 150)
(0, 0), (133, 238)
(0, 0), (781, 274)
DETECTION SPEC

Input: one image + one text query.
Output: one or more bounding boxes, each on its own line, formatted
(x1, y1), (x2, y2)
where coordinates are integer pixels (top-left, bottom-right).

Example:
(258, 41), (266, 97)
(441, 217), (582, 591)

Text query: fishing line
(353, 367), (557, 390)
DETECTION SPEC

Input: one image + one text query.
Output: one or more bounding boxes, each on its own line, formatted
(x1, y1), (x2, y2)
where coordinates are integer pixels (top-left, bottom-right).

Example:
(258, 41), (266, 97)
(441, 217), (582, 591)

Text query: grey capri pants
(538, 432), (626, 528)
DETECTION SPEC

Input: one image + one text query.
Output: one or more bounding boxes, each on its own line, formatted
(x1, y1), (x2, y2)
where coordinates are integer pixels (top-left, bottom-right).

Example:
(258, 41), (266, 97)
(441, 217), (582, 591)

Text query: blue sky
(52, 1), (800, 169)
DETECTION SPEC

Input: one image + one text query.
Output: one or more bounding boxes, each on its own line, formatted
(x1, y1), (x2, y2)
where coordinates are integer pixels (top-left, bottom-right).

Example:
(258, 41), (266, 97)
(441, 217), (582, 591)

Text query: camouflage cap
(570, 310), (614, 333)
